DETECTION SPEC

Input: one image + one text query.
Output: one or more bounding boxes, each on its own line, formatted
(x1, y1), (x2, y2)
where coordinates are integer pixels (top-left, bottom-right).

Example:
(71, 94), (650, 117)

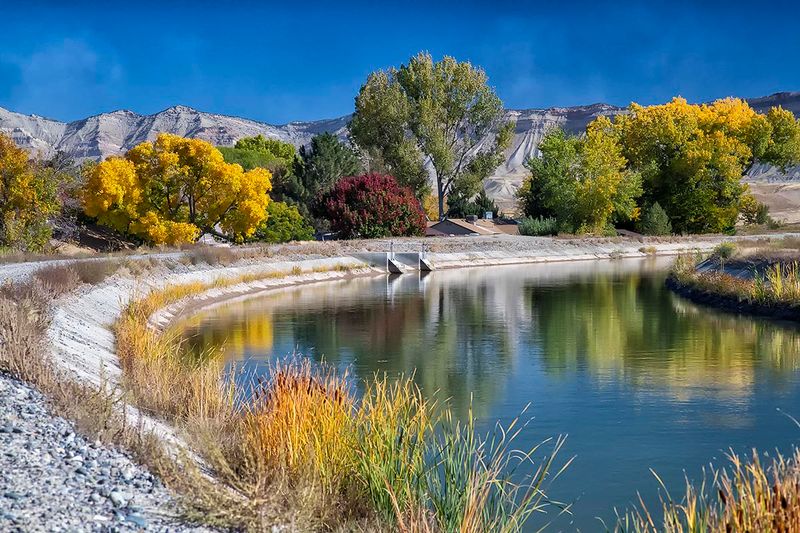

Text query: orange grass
(115, 266), (564, 531)
(614, 448), (800, 532)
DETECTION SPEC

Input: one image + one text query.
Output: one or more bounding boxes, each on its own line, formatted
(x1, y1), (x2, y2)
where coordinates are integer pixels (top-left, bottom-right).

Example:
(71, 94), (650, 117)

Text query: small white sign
(484, 211), (493, 220)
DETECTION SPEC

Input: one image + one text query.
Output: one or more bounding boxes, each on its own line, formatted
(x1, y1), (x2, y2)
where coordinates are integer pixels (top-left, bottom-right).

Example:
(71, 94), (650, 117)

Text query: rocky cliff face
(2, 92), (798, 203)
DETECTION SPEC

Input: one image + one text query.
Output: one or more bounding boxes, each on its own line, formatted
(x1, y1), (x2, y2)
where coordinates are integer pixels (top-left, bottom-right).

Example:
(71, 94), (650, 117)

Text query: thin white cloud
(1, 38), (125, 119)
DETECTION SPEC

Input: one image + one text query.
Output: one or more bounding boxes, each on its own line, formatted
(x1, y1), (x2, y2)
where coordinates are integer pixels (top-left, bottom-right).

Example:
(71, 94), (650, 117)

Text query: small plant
(188, 246), (238, 266)
(518, 216), (558, 236)
(73, 259), (123, 285)
(739, 194), (771, 225)
(609, 250), (626, 260)
(713, 242), (737, 260)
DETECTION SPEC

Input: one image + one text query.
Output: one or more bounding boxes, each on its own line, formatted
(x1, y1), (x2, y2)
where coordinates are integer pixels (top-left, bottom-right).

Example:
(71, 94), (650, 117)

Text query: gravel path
(0, 374), (209, 532)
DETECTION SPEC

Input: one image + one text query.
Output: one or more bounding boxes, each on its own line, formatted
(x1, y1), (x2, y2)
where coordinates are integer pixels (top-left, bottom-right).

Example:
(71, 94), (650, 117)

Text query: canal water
(180, 258), (800, 531)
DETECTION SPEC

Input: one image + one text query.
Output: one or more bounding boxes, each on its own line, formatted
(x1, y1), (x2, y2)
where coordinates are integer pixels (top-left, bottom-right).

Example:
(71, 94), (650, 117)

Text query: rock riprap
(0, 374), (208, 532)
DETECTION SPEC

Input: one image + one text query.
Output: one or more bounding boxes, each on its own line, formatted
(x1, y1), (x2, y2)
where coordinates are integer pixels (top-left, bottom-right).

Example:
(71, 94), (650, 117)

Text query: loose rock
(0, 374), (211, 531)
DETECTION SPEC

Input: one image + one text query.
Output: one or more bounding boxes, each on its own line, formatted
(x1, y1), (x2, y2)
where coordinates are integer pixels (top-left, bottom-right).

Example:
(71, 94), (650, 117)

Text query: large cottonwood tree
(613, 98), (800, 233)
(83, 134), (271, 245)
(350, 53), (512, 219)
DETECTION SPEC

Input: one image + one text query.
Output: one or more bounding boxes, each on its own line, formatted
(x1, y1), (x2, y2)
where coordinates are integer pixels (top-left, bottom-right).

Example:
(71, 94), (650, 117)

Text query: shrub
(739, 193), (771, 225)
(187, 246), (238, 267)
(518, 216), (558, 236)
(768, 217), (783, 230)
(33, 264), (80, 296)
(639, 246), (658, 255)
(316, 173), (426, 239)
(637, 202), (672, 236)
(253, 202), (314, 243)
(73, 259), (122, 285)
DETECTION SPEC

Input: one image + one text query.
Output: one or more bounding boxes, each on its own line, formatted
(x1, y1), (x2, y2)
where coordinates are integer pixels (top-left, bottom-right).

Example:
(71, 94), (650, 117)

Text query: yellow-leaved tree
(83, 134), (272, 245)
(0, 132), (60, 251)
(612, 97), (800, 233)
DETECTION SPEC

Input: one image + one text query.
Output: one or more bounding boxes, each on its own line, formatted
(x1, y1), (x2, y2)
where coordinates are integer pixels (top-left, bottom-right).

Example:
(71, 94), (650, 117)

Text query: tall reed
(115, 270), (566, 531)
(613, 448), (800, 532)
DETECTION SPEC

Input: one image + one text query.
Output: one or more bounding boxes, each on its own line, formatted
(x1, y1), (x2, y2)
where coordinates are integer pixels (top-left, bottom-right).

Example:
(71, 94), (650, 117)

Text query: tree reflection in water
(180, 258), (800, 414)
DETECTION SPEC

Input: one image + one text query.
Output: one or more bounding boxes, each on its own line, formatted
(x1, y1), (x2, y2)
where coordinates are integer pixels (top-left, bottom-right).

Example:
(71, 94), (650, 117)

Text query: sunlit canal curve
(180, 258), (800, 531)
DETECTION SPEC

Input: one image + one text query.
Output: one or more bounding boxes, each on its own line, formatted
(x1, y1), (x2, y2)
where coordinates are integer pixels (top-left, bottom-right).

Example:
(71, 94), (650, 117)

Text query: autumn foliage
(82, 134), (272, 245)
(520, 97), (800, 234)
(0, 132), (60, 251)
(615, 97), (800, 233)
(316, 173), (426, 239)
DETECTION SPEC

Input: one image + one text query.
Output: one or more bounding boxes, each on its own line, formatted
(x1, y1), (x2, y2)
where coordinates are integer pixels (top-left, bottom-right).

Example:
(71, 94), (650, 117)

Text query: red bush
(317, 173), (426, 239)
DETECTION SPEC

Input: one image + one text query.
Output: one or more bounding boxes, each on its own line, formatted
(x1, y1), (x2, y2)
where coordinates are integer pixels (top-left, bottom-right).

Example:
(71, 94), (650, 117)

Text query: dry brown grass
(32, 264), (81, 296)
(73, 259), (124, 284)
(113, 264), (564, 531)
(187, 246), (239, 266)
(615, 448), (800, 532)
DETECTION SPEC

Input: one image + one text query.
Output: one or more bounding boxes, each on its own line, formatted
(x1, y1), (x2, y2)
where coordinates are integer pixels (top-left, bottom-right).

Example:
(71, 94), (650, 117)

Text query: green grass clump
(712, 242), (737, 260)
(518, 216), (558, 236)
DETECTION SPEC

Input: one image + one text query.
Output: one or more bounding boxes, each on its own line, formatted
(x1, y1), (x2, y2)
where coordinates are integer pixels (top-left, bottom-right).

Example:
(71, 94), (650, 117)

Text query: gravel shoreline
(0, 374), (210, 532)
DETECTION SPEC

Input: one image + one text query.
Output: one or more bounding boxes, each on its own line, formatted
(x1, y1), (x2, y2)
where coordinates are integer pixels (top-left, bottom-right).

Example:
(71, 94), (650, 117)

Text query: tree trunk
(437, 179), (445, 221)
(199, 227), (233, 243)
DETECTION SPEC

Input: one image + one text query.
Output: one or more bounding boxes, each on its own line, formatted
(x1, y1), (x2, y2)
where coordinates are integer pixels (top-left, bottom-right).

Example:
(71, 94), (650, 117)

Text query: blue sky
(1, 0), (798, 124)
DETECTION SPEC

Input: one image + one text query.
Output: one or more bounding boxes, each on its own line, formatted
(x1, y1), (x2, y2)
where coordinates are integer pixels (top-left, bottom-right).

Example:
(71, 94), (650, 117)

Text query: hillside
(2, 92), (799, 219)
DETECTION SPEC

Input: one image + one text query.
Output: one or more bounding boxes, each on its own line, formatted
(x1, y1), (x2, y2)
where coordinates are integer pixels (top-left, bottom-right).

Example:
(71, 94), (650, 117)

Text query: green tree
(446, 185), (498, 218)
(762, 106), (800, 171)
(297, 133), (362, 198)
(520, 124), (641, 234)
(219, 135), (303, 206)
(350, 52), (513, 219)
(0, 133), (61, 251)
(637, 202), (672, 235)
(253, 201), (314, 243)
(738, 193), (770, 226)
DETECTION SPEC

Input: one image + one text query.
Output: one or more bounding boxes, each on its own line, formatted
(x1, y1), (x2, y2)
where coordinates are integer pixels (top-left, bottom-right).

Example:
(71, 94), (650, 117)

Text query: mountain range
(2, 91), (799, 209)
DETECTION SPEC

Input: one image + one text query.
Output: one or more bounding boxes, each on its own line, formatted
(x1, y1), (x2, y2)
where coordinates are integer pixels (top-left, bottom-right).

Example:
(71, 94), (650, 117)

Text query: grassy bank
(114, 267), (568, 531)
(667, 240), (800, 321)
